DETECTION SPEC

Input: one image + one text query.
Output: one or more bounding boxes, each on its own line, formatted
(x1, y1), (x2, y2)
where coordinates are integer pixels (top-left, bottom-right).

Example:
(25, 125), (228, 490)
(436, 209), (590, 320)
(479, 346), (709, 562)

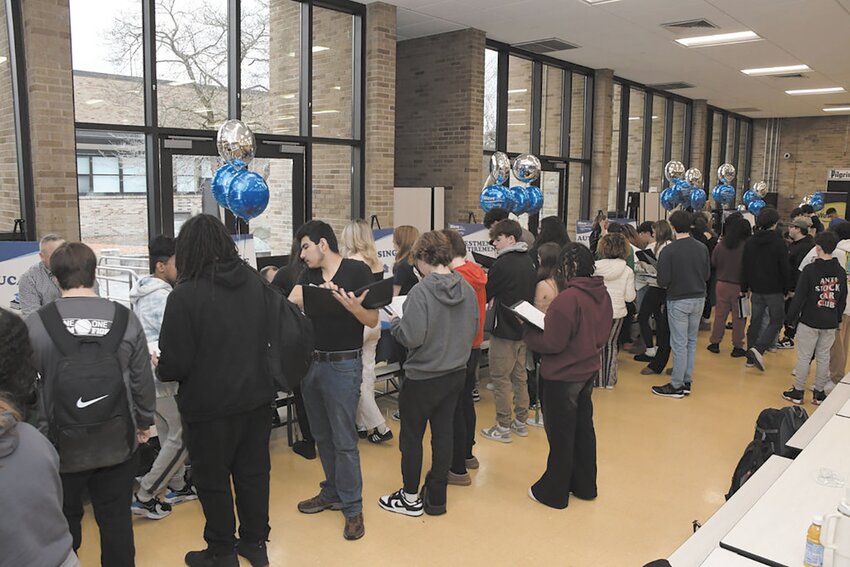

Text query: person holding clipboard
(521, 243), (612, 510)
(288, 220), (378, 541)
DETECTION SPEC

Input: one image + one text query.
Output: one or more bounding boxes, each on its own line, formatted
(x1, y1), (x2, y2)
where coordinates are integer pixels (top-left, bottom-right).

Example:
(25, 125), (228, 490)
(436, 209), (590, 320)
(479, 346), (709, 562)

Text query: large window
(0, 0), (20, 232)
(483, 48), (498, 151)
(312, 6), (354, 139)
(608, 83), (622, 212)
(540, 66), (562, 157)
(670, 101), (687, 164)
(625, 88), (645, 193)
(506, 56), (533, 154)
(648, 95), (665, 192)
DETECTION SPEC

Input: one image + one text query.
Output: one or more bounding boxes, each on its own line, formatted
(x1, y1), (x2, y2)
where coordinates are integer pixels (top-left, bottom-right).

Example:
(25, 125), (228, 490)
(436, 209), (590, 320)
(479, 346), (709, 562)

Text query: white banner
(0, 242), (40, 313)
(448, 223), (496, 262)
(373, 228), (395, 278)
(828, 169), (850, 181)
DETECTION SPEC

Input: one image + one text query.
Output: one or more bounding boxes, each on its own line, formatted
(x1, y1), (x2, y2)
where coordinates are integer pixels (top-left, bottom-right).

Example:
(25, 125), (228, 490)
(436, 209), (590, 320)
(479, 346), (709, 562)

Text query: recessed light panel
(786, 87), (846, 96)
(675, 31), (761, 48)
(741, 64), (810, 76)
(824, 106), (850, 112)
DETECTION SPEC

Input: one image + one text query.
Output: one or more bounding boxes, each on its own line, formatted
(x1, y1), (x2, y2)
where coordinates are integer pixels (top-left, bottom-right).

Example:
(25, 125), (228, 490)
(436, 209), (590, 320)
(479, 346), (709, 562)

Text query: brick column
(589, 68), (614, 217)
(395, 28), (486, 224)
(689, 99), (708, 173)
(22, 0), (79, 239)
(364, 2), (396, 226)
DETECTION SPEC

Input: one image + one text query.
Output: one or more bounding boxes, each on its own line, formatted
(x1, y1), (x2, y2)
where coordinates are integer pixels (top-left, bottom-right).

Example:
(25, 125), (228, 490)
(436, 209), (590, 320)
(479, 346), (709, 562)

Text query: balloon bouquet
(740, 180), (770, 216)
(210, 119), (270, 222)
(659, 161), (707, 212)
(799, 192), (826, 212)
(479, 152), (544, 215)
(709, 163), (737, 210)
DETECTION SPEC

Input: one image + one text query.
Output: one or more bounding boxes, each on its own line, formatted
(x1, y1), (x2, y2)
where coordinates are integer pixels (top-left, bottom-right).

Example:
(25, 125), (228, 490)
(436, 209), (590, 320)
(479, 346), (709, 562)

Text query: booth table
(787, 382), (850, 451)
(699, 547), (764, 566)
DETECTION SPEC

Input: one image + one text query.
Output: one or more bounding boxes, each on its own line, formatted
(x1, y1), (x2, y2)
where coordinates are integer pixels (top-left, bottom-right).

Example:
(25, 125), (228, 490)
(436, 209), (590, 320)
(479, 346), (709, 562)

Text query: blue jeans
(301, 357), (363, 517)
(667, 297), (705, 389)
(747, 293), (785, 353)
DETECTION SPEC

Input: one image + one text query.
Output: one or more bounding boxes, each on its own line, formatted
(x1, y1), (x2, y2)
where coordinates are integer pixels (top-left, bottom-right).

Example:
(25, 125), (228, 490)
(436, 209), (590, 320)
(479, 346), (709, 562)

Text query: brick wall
(395, 28), (486, 224)
(23, 0), (79, 240)
(0, 0), (19, 232)
(591, 69), (614, 217)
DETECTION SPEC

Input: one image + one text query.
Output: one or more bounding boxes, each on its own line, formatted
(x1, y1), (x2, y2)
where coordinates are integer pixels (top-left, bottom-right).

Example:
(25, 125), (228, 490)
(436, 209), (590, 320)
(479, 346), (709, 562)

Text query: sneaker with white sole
(480, 424), (512, 443)
(511, 419), (529, 437)
(378, 489), (424, 517)
(131, 494), (172, 519)
(747, 348), (765, 371)
(164, 483), (198, 505)
(472, 387), (480, 402)
(526, 412), (544, 428)
(777, 337), (795, 349)
(782, 387), (804, 405)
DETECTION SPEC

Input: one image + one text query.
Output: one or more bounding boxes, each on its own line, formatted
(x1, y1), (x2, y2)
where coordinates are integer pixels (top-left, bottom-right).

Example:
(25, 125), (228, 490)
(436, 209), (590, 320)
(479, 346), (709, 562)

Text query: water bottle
(806, 515), (825, 567)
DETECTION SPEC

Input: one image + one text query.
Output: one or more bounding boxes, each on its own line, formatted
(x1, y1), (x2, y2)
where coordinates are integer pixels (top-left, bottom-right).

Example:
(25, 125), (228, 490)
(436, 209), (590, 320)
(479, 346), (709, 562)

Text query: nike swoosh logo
(76, 394), (109, 409)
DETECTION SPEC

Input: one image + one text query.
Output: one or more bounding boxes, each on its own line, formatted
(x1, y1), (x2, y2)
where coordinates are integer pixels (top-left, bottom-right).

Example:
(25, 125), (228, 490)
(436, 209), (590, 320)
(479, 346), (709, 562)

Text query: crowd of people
(2, 201), (849, 567)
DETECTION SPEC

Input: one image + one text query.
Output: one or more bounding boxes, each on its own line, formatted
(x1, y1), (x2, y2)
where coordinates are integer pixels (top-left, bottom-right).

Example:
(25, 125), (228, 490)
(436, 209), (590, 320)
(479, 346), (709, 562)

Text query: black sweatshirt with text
(786, 258), (848, 330)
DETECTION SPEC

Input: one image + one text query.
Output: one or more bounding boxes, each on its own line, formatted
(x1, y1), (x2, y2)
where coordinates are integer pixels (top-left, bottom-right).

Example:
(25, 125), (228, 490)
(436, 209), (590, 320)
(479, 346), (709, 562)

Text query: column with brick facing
(589, 68), (613, 216)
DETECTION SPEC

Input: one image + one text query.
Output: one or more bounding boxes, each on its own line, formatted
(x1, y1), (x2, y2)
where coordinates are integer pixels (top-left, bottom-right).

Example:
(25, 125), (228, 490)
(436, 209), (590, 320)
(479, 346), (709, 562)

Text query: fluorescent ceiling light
(85, 99), (104, 105)
(282, 93), (296, 99)
(741, 64), (810, 76)
(280, 115), (296, 120)
(507, 108), (526, 112)
(507, 123), (527, 126)
(628, 116), (641, 121)
(334, 86), (341, 90)
(312, 46), (329, 53)
(507, 88), (528, 94)
(786, 87), (846, 96)
(675, 31), (761, 48)
(313, 109), (339, 114)
(581, 0), (621, 4)
(824, 106), (850, 112)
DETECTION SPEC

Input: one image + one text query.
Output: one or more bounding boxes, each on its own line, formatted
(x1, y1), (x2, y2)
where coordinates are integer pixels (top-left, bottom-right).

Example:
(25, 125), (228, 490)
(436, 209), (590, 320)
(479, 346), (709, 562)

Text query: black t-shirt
(298, 258), (374, 352)
(393, 258), (419, 295)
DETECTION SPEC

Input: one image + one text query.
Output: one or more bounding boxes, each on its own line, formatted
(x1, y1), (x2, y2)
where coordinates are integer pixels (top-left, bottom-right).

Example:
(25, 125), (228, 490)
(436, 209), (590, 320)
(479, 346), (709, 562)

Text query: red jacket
(523, 276), (613, 382)
(455, 261), (487, 348)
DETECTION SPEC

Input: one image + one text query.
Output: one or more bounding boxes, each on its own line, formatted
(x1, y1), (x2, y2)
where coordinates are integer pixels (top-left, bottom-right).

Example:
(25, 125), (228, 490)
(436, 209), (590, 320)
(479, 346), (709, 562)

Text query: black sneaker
(651, 383), (684, 399)
(292, 440), (316, 460)
(683, 384), (692, 396)
(782, 387), (804, 405)
(813, 389), (827, 405)
(777, 337), (795, 349)
(730, 347), (747, 358)
(707, 343), (720, 354)
(164, 483), (198, 505)
(357, 429), (368, 439)
(131, 493), (172, 519)
(236, 540), (269, 567)
(367, 428), (393, 444)
(747, 348), (765, 371)
(472, 387), (481, 402)
(633, 353), (652, 362)
(184, 549), (238, 567)
(378, 489), (424, 517)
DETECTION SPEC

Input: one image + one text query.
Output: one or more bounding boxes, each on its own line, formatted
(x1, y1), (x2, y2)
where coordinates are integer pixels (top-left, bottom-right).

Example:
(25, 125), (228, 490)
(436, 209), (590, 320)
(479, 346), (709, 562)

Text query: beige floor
(77, 328), (814, 566)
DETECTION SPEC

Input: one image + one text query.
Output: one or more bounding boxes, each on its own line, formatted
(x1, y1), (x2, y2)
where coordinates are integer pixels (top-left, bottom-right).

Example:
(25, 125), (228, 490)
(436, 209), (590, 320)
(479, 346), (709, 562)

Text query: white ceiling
(370, 0), (850, 118)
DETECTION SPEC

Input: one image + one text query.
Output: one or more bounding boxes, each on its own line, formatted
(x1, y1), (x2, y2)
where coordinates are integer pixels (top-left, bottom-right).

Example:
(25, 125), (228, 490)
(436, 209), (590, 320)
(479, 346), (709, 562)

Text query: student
(800, 204), (824, 234)
(593, 233), (635, 389)
(289, 220), (378, 541)
(777, 216), (815, 349)
(378, 231), (478, 517)
(157, 215), (276, 567)
(782, 231), (847, 404)
(0, 308), (79, 567)
(526, 242), (561, 428)
(707, 216), (751, 357)
(130, 236), (196, 520)
(522, 243), (612, 509)
(441, 228), (487, 485)
(27, 242), (155, 567)
(480, 219), (537, 443)
(483, 207), (536, 248)
(533, 216), (570, 253)
(692, 214), (718, 329)
(18, 234), (65, 318)
(260, 265), (279, 283)
(392, 225), (420, 296)
(636, 220), (672, 366)
(341, 219), (393, 444)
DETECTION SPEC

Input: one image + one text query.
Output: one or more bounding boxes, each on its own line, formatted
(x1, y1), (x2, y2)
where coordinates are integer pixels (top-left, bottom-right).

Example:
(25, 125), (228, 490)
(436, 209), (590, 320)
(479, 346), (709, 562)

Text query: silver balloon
(800, 194), (813, 207)
(752, 180), (768, 198)
(216, 119), (255, 166)
(490, 152), (511, 185)
(664, 160), (685, 182)
(736, 204), (747, 212)
(718, 163), (736, 184)
(512, 154), (541, 183)
(684, 168), (703, 188)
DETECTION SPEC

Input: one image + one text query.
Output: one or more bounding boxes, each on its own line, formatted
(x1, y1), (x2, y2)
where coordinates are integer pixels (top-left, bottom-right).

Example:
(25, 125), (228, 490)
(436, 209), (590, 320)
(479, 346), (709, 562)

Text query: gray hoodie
(0, 412), (77, 567)
(390, 271), (479, 380)
(130, 275), (178, 397)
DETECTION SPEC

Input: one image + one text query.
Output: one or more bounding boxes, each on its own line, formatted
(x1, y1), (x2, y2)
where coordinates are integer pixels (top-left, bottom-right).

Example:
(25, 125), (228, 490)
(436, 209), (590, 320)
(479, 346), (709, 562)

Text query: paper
(147, 341), (160, 356)
(383, 295), (407, 319)
(509, 300), (545, 331)
(737, 295), (751, 319)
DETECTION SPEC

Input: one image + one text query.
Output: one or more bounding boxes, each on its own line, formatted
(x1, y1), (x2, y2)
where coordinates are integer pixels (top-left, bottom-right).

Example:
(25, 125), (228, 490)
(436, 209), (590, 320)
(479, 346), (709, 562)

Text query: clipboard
(303, 277), (394, 318)
(357, 277), (394, 309)
(472, 251), (496, 269)
(508, 300), (545, 331)
(635, 249), (657, 266)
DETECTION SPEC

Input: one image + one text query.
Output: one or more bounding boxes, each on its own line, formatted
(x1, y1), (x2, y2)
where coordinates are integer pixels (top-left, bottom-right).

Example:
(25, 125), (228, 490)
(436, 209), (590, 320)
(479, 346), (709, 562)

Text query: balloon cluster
(210, 120), (269, 221)
(800, 192), (826, 212)
(742, 181), (769, 215)
(660, 161), (706, 211)
(479, 152), (544, 215)
(710, 163), (737, 208)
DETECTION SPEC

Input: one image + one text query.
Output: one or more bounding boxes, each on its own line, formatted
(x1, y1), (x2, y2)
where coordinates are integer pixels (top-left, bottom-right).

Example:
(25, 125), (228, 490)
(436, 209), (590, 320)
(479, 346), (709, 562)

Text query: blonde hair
(341, 219), (381, 272)
(393, 225), (420, 264)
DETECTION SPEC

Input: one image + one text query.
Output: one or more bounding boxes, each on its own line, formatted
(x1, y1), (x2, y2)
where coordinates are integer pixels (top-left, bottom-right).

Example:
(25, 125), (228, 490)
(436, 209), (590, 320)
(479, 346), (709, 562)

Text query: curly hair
(411, 231), (453, 267)
(554, 243), (595, 290)
(598, 233), (629, 260)
(0, 308), (38, 420)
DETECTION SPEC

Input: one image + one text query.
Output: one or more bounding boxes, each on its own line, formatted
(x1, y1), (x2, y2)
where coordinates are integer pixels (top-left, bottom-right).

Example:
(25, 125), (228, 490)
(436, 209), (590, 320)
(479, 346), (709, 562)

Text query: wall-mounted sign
(828, 169), (850, 181)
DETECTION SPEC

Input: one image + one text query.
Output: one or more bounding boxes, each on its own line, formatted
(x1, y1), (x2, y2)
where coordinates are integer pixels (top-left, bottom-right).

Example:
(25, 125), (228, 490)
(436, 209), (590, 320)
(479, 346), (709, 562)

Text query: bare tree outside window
(483, 49), (498, 151)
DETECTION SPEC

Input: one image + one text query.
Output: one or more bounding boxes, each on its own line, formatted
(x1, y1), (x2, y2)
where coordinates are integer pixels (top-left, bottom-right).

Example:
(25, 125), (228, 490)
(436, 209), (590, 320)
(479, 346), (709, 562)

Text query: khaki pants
(488, 336), (529, 428)
(829, 314), (850, 384)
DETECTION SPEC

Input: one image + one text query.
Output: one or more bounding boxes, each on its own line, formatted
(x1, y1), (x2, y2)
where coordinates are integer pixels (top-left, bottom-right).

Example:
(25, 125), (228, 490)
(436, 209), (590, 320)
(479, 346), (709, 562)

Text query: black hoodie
(157, 258), (275, 423)
(786, 258), (847, 329)
(788, 235), (815, 291)
(741, 228), (791, 294)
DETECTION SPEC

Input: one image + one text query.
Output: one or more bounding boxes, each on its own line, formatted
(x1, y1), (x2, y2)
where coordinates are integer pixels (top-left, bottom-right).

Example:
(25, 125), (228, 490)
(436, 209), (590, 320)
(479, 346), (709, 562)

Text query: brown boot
(343, 513), (365, 540)
(297, 493), (343, 514)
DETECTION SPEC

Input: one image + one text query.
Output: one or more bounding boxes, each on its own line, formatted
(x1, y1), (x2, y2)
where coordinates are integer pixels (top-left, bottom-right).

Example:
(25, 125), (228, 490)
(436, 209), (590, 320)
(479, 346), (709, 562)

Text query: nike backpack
(38, 301), (135, 473)
(263, 282), (315, 392)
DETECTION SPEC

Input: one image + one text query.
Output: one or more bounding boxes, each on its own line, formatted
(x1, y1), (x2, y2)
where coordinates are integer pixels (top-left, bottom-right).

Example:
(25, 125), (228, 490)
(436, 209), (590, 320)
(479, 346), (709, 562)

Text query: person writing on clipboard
(288, 220), (378, 542)
(520, 243), (612, 510)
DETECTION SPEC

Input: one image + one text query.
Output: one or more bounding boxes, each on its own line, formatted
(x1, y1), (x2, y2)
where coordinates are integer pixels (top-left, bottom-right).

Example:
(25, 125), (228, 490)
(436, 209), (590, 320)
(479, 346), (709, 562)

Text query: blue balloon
(660, 188), (678, 211)
(511, 186), (529, 215)
(719, 184), (736, 206)
(711, 183), (724, 204)
(211, 160), (245, 208)
(811, 193), (825, 212)
(480, 185), (510, 212)
(673, 178), (691, 204)
(226, 170), (269, 221)
(742, 190), (759, 206)
(690, 188), (707, 210)
(748, 199), (766, 216)
(526, 186), (544, 215)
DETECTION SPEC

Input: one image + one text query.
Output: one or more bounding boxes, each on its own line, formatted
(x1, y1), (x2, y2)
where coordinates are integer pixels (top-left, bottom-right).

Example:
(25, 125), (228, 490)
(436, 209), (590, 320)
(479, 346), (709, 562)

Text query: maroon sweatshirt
(523, 276), (613, 382)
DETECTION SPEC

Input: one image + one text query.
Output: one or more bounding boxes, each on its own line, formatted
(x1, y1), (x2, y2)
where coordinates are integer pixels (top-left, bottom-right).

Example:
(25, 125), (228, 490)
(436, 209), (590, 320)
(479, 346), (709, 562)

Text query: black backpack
(263, 282), (314, 392)
(725, 439), (774, 500)
(755, 406), (808, 457)
(39, 301), (135, 473)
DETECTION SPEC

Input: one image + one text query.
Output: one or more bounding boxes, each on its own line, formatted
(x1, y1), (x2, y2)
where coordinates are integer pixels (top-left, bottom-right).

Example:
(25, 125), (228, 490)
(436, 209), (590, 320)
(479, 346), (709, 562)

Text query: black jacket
(486, 246), (537, 340)
(157, 258), (275, 423)
(788, 235), (815, 291)
(786, 258), (847, 329)
(741, 229), (791, 294)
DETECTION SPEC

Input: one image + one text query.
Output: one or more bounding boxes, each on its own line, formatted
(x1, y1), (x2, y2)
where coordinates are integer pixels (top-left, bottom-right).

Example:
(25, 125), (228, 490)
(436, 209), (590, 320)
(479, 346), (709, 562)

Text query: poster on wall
(575, 219), (636, 248)
(373, 228), (395, 278)
(816, 192), (849, 224)
(448, 223), (496, 263)
(0, 241), (40, 313)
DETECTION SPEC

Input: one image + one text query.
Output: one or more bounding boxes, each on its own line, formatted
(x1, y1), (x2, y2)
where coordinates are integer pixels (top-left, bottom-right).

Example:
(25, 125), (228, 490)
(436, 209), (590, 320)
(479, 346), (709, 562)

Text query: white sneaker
(825, 381), (837, 395)
(511, 419), (529, 437)
(378, 489), (424, 517)
(481, 424), (512, 443)
(527, 412), (544, 428)
(644, 346), (657, 358)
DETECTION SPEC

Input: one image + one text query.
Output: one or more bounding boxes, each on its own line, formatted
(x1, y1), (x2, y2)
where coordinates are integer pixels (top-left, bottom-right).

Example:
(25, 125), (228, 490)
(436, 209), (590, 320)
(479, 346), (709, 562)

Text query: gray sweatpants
(138, 394), (187, 500)
(794, 323), (836, 392)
